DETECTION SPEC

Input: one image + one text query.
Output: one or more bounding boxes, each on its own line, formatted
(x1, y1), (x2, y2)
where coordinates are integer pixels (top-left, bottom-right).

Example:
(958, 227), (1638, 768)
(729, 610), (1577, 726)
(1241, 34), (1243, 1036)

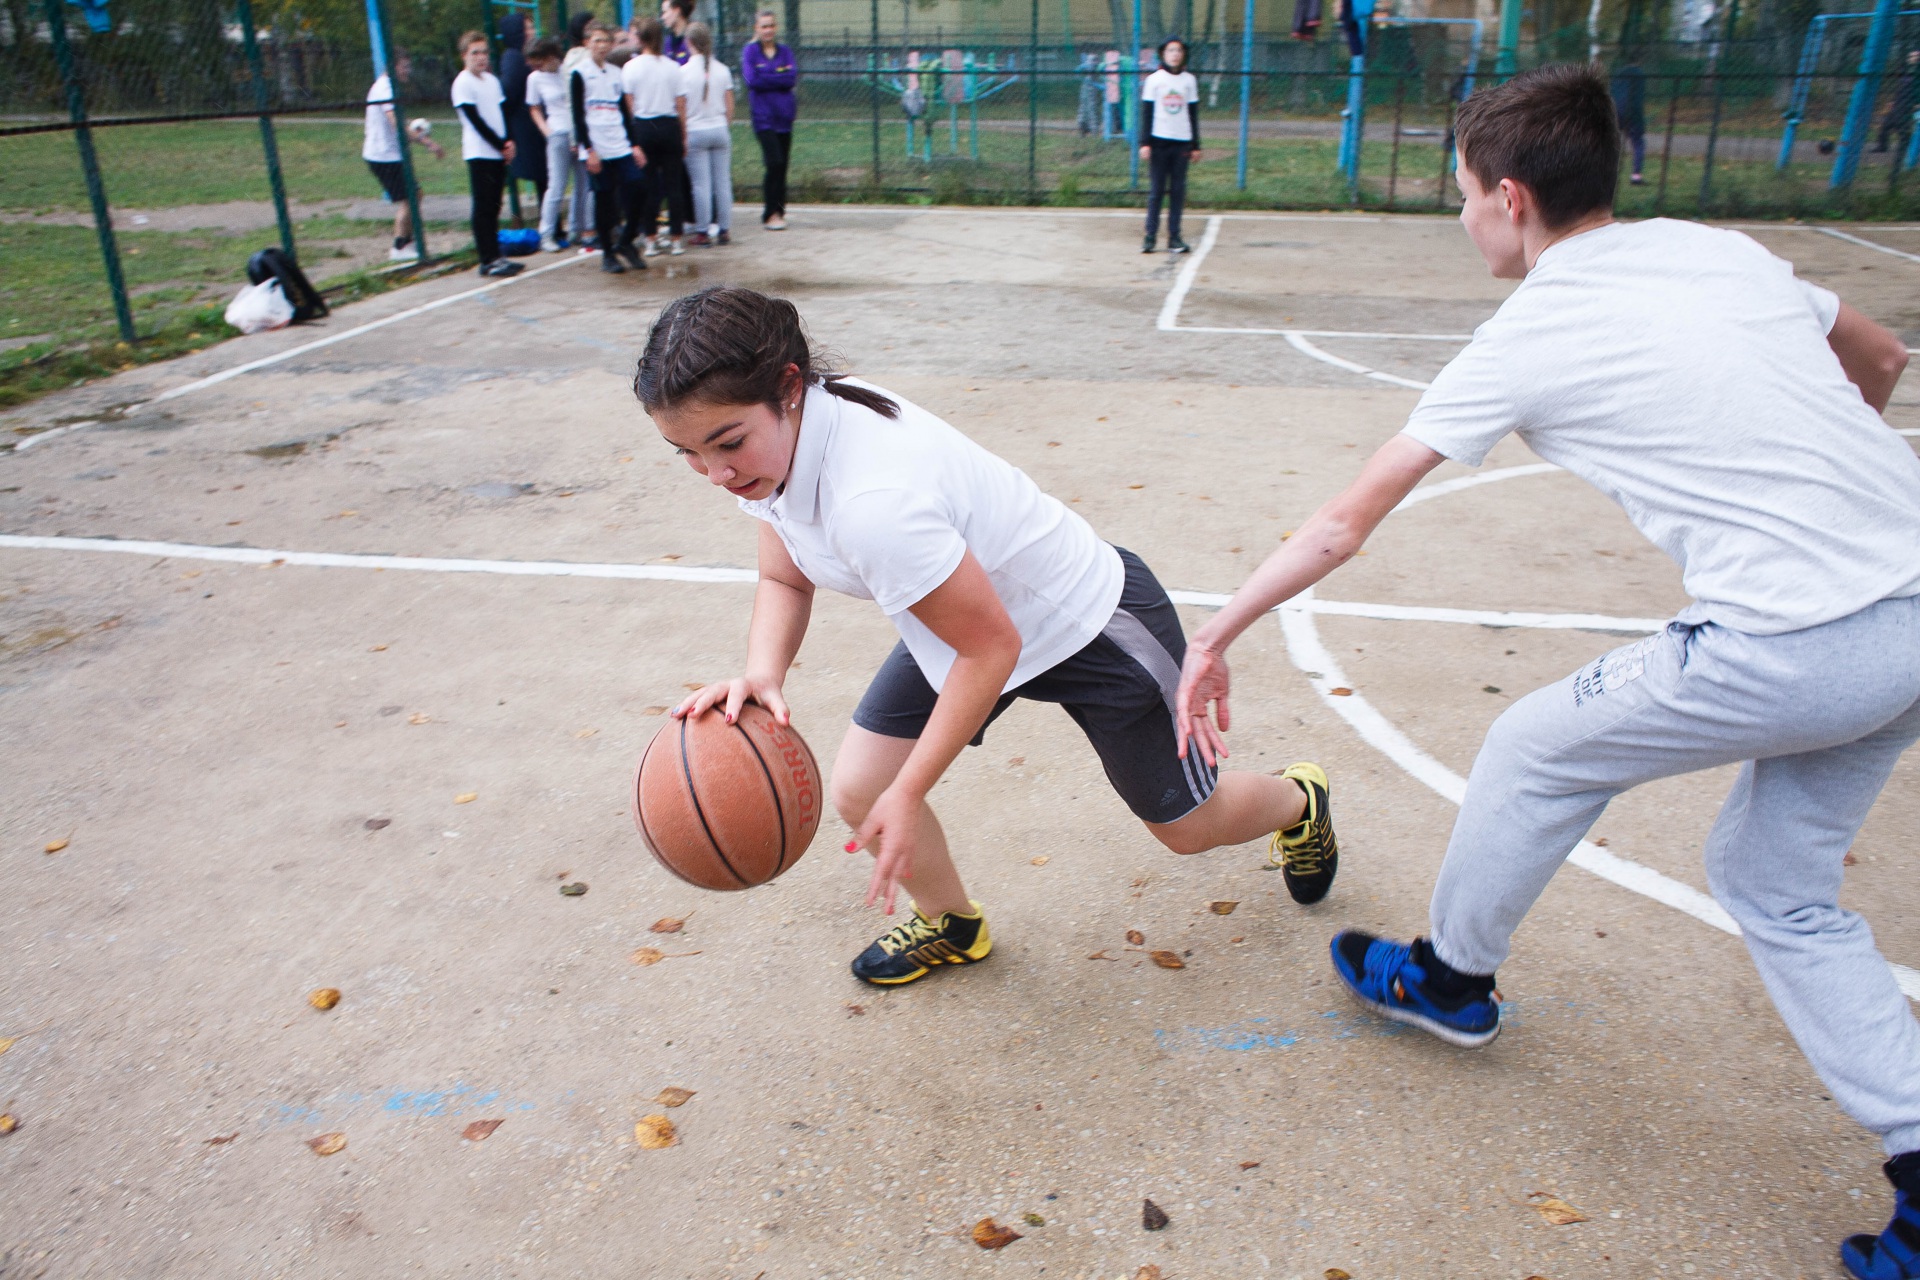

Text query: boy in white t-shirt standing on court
(362, 52), (443, 261)
(1139, 38), (1200, 255)
(450, 30), (523, 278)
(1175, 66), (1918, 1278)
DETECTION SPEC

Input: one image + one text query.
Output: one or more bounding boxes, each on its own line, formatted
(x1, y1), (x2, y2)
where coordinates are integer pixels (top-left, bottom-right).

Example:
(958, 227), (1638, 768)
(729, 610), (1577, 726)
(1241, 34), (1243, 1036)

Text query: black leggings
(1145, 138), (1191, 244)
(633, 116), (689, 238)
(592, 154), (644, 251)
(467, 158), (506, 264)
(755, 128), (791, 220)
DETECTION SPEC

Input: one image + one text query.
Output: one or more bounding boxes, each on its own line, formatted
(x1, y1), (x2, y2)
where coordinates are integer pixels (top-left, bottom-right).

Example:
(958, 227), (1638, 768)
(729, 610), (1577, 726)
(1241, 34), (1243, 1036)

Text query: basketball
(632, 703), (823, 891)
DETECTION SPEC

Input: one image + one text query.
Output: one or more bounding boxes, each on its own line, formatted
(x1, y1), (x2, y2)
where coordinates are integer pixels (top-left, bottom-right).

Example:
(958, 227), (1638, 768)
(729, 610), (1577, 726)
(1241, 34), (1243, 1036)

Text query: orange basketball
(632, 703), (823, 891)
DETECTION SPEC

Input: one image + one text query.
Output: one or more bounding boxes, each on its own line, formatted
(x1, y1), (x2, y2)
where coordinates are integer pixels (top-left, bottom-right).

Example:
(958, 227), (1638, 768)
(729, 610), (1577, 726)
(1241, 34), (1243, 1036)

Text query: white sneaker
(642, 238), (664, 258)
(388, 246), (415, 262)
(539, 236), (561, 253)
(668, 238), (685, 256)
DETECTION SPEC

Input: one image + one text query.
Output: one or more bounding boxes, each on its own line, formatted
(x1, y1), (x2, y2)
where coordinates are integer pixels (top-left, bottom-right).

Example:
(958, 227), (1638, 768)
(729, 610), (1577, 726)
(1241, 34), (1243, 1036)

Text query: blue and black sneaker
(1843, 1154), (1920, 1279)
(1330, 931), (1502, 1048)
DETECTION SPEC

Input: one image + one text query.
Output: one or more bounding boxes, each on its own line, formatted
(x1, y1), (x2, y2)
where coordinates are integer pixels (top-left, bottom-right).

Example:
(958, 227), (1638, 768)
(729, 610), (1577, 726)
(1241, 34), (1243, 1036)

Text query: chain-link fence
(5, 0), (1919, 400)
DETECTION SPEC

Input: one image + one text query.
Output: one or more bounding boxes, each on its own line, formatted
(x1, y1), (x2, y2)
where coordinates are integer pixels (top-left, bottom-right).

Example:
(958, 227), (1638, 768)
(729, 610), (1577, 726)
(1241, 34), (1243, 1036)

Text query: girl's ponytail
(635, 286), (900, 419)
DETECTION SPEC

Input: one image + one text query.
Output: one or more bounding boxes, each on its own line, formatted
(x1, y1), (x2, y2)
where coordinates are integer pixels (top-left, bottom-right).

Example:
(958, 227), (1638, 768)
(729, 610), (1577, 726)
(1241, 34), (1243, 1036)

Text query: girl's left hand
(1138, 144), (1150, 161)
(852, 785), (919, 914)
(1191, 148), (1202, 161)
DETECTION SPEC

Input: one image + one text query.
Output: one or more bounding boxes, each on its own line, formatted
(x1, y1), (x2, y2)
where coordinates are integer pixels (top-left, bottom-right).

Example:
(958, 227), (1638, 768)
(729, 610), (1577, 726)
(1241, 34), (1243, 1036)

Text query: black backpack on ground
(246, 247), (329, 323)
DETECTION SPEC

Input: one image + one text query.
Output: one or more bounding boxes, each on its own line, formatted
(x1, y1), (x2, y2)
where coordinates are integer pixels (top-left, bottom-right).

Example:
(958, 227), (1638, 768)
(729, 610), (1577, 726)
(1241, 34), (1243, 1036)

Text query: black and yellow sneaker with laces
(1268, 762), (1339, 904)
(850, 900), (992, 986)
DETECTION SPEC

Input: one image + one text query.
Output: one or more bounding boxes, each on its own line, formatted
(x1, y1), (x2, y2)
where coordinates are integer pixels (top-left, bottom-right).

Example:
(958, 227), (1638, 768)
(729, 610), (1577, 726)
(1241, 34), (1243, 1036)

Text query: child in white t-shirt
(676, 23), (734, 245)
(525, 38), (574, 252)
(1138, 38), (1200, 255)
(642, 285), (1341, 987)
(362, 54), (444, 261)
(450, 31), (522, 277)
(1175, 65), (1917, 1278)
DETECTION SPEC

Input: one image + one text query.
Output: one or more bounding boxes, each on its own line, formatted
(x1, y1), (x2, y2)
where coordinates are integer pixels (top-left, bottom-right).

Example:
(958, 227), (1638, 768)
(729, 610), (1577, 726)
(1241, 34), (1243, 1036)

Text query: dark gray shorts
(367, 160), (407, 203)
(852, 546), (1218, 825)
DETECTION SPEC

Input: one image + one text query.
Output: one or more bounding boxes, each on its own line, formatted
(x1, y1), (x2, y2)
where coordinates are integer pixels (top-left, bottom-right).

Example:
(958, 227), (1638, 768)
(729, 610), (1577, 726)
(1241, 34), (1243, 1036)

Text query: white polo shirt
(739, 380), (1126, 693)
(363, 74), (400, 162)
(572, 60), (630, 160)
(450, 68), (506, 160)
(1403, 218), (1920, 635)
(623, 52), (681, 119)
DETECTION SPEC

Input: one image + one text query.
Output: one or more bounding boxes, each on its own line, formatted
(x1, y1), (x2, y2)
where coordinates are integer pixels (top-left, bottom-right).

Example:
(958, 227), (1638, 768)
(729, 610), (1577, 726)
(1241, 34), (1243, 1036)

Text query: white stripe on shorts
(1100, 607), (1217, 808)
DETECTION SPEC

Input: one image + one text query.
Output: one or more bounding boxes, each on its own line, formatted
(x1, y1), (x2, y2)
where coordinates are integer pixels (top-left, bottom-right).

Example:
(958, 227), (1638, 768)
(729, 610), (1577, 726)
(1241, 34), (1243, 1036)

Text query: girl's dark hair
(635, 286), (900, 420)
(636, 16), (664, 52)
(1158, 37), (1187, 66)
(568, 9), (596, 44)
(529, 36), (565, 61)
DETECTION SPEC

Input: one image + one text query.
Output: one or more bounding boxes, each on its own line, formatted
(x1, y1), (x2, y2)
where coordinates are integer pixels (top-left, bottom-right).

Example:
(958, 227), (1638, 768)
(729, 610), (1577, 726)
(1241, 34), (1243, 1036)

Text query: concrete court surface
(1, 207), (1918, 1280)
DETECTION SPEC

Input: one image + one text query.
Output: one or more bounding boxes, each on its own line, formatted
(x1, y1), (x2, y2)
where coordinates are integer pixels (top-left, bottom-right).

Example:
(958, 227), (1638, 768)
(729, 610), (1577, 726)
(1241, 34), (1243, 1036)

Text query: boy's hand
(632, 145), (646, 165)
(671, 674), (790, 725)
(854, 785), (918, 914)
(1174, 640), (1232, 767)
(1139, 144), (1150, 161)
(503, 140), (517, 161)
(586, 152), (602, 173)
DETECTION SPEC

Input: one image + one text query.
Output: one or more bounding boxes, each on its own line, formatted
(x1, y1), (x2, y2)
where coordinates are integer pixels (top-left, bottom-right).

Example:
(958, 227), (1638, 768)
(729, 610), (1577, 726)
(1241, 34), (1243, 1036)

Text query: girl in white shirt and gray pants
(678, 23), (734, 244)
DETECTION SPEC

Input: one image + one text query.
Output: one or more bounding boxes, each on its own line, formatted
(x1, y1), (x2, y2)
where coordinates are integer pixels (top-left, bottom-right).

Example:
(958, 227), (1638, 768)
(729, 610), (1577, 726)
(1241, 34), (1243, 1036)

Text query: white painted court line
(1156, 216), (1223, 330)
(1283, 332), (1436, 391)
(1815, 226), (1920, 265)
(132, 253), (594, 411)
(1275, 469), (1920, 1003)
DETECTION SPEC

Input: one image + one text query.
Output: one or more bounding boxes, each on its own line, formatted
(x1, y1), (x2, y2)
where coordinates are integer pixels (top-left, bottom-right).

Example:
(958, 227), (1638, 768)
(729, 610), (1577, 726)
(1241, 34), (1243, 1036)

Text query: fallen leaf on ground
(307, 1133), (347, 1156)
(308, 988), (341, 1011)
(1845, 851), (1858, 866)
(559, 882), (588, 896)
(0, 1114), (17, 1135)
(845, 1003), (866, 1015)
(575, 728), (598, 738)
(1125, 929), (1146, 945)
(1593, 837), (1610, 847)
(643, 705), (667, 715)
(1210, 900), (1238, 915)
(1142, 1198), (1170, 1230)
(634, 1115), (677, 1149)
(454, 793), (477, 804)
(1240, 1160), (1261, 1170)
(1528, 1192), (1588, 1225)
(1009, 756), (1025, 766)
(407, 712), (430, 725)
(1135, 1267), (1164, 1280)
(363, 818), (391, 830)
(205, 1132), (237, 1145)
(1596, 930), (1607, 937)
(654, 1087), (696, 1107)
(0, 1038), (12, 1056)
(1030, 856), (1050, 866)
(1324, 1270), (1352, 1280)
(463, 1119), (504, 1141)
(1021, 1212), (1045, 1227)
(43, 838), (69, 854)
(682, 681), (703, 690)
(368, 644), (387, 652)
(650, 916), (688, 934)
(1128, 484), (1145, 490)
(1229, 935), (1245, 943)
(1087, 950), (1117, 961)
(1149, 951), (1186, 969)
(1328, 687), (1354, 697)
(970, 1217), (1021, 1249)
(631, 947), (665, 965)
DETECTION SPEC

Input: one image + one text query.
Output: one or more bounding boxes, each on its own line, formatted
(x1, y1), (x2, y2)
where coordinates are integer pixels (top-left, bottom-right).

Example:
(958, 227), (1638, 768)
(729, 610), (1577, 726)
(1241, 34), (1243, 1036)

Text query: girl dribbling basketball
(645, 286), (1339, 985)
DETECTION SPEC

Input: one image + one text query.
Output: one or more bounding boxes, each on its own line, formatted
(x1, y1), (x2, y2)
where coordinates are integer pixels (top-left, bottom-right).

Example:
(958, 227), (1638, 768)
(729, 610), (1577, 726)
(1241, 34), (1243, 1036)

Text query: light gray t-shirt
(1403, 218), (1920, 636)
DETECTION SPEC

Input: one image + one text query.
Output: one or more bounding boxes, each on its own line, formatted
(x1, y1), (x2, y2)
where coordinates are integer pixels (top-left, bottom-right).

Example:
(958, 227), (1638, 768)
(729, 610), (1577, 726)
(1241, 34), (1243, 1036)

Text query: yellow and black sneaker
(1269, 762), (1339, 904)
(850, 900), (992, 986)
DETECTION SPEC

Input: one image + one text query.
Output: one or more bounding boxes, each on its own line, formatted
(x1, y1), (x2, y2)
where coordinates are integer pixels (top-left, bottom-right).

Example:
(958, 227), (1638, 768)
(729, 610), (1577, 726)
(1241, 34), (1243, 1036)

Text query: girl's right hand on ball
(672, 675), (791, 726)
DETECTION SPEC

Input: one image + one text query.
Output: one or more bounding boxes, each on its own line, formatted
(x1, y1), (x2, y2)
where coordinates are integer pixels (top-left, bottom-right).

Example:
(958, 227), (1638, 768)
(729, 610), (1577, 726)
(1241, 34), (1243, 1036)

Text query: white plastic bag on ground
(224, 279), (294, 334)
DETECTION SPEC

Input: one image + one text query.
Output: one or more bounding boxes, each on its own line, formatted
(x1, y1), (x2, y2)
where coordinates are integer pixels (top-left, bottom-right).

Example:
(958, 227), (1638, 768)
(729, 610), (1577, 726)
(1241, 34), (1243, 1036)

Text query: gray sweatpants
(538, 130), (573, 243)
(1431, 594), (1920, 1154)
(685, 124), (733, 234)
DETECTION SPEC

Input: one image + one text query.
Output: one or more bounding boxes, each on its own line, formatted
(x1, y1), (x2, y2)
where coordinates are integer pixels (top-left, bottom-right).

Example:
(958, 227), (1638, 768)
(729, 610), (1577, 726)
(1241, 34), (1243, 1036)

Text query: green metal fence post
(42, 0), (134, 343)
(369, 0), (431, 263)
(1236, 0), (1252, 190)
(1495, 0), (1522, 77)
(1028, 0), (1039, 203)
(235, 0), (297, 261)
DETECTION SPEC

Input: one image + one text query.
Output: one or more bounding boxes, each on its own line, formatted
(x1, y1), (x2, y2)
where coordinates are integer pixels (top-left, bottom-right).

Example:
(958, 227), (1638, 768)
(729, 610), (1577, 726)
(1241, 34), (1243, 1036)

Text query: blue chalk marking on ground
(263, 1081), (541, 1127)
(1155, 1010), (1410, 1053)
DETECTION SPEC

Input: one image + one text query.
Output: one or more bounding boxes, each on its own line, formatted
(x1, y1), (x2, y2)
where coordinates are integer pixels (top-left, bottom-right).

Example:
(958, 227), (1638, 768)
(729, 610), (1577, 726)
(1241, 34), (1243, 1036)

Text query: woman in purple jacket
(740, 9), (796, 230)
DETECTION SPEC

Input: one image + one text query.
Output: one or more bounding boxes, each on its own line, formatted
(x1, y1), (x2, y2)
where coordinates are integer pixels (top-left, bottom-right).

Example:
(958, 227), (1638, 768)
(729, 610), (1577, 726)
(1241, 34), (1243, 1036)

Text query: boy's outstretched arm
(1175, 433), (1446, 764)
(1827, 301), (1909, 414)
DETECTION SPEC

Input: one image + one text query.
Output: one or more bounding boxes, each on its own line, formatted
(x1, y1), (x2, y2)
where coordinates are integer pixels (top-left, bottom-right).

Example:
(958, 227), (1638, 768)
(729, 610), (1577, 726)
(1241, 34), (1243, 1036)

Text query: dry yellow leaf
(630, 947), (665, 966)
(649, 917), (687, 934)
(463, 1119), (503, 1141)
(1135, 1267), (1164, 1280)
(1029, 855), (1050, 867)
(0, 1114), (16, 1135)
(1528, 1192), (1588, 1225)
(634, 1114), (677, 1149)
(970, 1217), (1021, 1249)
(575, 728), (598, 739)
(1329, 687), (1354, 697)
(1149, 950), (1186, 969)
(0, 1037), (13, 1056)
(308, 988), (341, 1011)
(407, 712), (429, 725)
(369, 644), (388, 652)
(1324, 1270), (1352, 1280)
(44, 837), (70, 854)
(454, 792), (477, 804)
(1210, 900), (1238, 915)
(307, 1132), (347, 1156)
(1125, 929), (1146, 946)
(642, 705), (668, 715)
(654, 1087), (696, 1107)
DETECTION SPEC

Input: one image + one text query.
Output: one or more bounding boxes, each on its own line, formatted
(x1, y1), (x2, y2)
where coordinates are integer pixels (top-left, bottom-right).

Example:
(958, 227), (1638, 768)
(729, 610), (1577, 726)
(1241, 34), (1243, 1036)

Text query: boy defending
(1174, 65), (1919, 1278)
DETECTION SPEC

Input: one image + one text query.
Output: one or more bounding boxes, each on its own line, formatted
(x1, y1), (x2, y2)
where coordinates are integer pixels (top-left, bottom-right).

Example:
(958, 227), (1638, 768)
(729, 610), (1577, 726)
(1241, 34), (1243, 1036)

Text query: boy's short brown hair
(457, 29), (488, 54)
(1454, 63), (1620, 228)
